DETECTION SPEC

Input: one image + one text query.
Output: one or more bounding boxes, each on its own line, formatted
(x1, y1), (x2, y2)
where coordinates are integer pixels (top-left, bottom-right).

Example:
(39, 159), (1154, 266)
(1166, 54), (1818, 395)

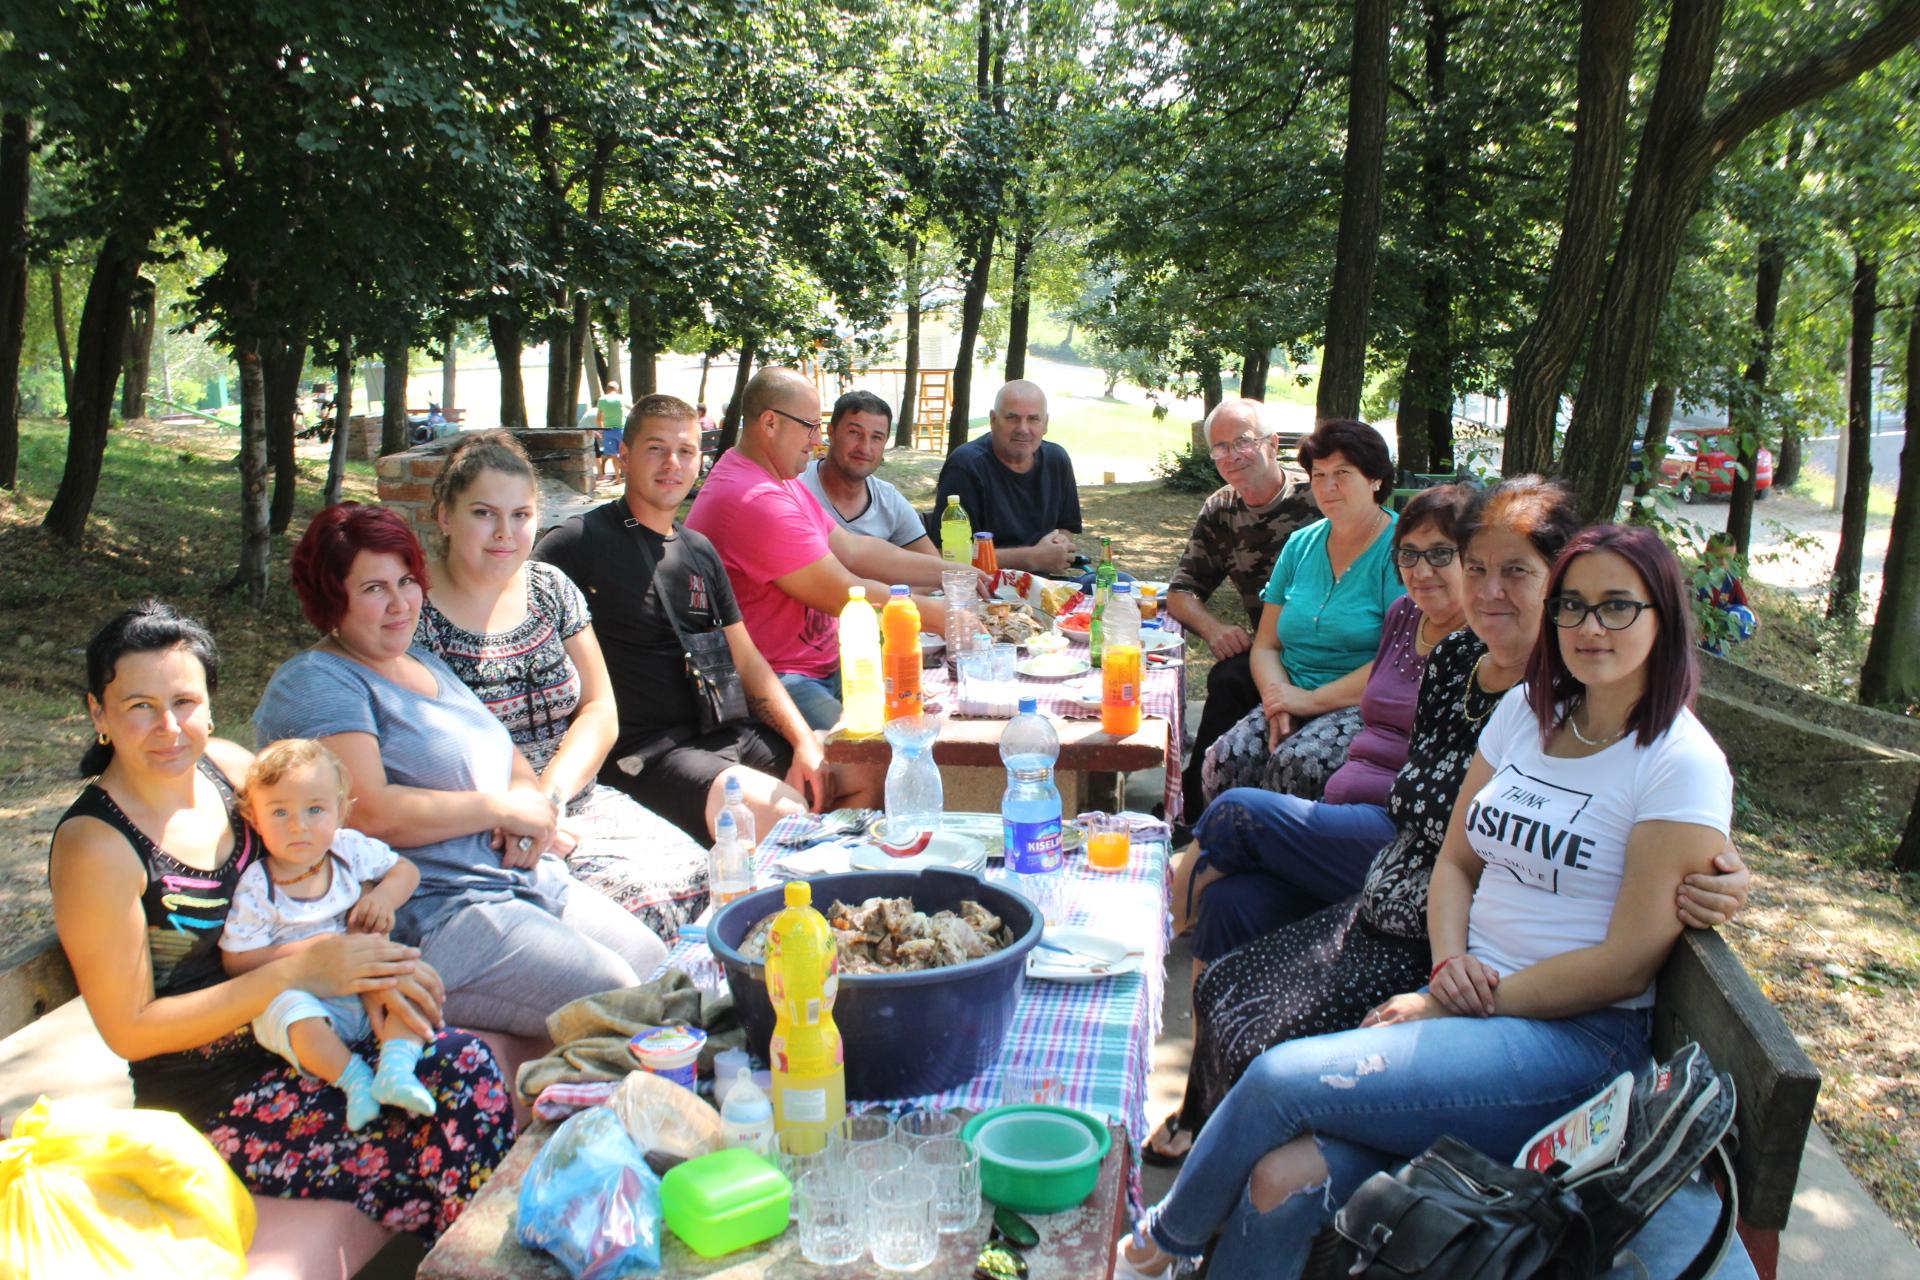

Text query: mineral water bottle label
(1005, 817), (1063, 874)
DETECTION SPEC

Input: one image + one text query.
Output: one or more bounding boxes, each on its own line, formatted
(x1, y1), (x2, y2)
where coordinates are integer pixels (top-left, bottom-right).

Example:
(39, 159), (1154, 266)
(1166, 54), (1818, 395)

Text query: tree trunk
(1774, 417), (1803, 489)
(42, 233), (142, 544)
(1397, 0), (1457, 479)
(1239, 348), (1270, 400)
(627, 297), (658, 397)
(1861, 284), (1920, 706)
(119, 276), (156, 421)
(1200, 357), (1224, 416)
(1315, 0), (1391, 422)
(1558, 0), (1920, 522)
(603, 310), (622, 398)
(899, 232), (922, 448)
(576, 295), (600, 405)
(717, 337), (756, 454)
(1503, 0), (1641, 477)
(948, 223), (997, 453)
(1630, 381), (1677, 518)
(1726, 236), (1784, 556)
(489, 310), (528, 430)
(0, 111), (28, 489)
(544, 299), (573, 431)
(1003, 215), (1035, 382)
(696, 348), (714, 407)
(1829, 253), (1875, 621)
(265, 338), (305, 534)
(231, 342), (271, 607)
(1895, 784), (1920, 873)
(49, 261), (73, 410)
(380, 337), (409, 456)
(440, 320), (457, 412)
(324, 342), (351, 508)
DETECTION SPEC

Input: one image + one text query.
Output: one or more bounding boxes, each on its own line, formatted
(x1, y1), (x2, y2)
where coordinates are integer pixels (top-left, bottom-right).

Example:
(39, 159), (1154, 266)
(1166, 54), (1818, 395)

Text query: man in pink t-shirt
(686, 368), (952, 728)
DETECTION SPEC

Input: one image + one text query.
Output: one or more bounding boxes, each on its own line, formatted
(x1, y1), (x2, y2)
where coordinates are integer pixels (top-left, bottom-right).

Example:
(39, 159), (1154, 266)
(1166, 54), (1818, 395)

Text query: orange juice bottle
(1101, 583), (1143, 736)
(972, 532), (998, 578)
(880, 585), (922, 721)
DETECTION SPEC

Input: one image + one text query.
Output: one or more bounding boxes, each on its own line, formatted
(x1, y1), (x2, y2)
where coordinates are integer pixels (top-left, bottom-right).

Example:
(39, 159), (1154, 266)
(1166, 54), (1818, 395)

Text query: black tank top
(53, 758), (279, 1125)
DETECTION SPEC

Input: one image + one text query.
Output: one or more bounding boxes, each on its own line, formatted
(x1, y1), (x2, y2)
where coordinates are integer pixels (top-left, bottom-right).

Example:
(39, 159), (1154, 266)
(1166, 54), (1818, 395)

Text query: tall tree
(42, 234), (141, 543)
(1829, 252), (1877, 619)
(0, 112), (28, 489)
(1861, 284), (1920, 706)
(120, 274), (156, 421)
(947, 0), (1010, 452)
(1315, 0), (1390, 422)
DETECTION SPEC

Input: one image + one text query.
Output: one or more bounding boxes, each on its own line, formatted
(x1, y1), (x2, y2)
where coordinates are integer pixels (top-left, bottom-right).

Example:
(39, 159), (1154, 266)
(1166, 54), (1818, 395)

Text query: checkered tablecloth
(662, 813), (1173, 1159)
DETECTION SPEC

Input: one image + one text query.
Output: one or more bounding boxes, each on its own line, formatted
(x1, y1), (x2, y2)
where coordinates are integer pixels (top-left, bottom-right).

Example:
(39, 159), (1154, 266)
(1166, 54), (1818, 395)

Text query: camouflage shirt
(1167, 470), (1318, 623)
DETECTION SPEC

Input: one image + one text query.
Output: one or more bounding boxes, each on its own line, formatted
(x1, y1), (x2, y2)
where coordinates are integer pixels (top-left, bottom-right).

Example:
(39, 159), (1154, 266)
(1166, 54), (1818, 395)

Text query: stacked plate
(847, 829), (990, 875)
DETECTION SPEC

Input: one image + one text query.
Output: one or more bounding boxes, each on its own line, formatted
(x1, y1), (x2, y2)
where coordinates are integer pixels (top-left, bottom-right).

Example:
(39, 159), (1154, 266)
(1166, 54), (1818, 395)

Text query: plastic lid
(848, 585), (867, 600)
(1018, 696), (1038, 714)
(785, 881), (810, 906)
(890, 584), (909, 596)
(724, 775), (743, 800)
(975, 531), (992, 540)
(720, 1067), (773, 1123)
(716, 810), (736, 840)
(629, 1023), (707, 1067)
(1113, 581), (1132, 595)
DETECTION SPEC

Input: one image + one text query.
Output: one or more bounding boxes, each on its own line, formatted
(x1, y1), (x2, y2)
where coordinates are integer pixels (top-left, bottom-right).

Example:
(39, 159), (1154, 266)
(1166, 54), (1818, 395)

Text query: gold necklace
(1461, 655), (1499, 725)
(1567, 699), (1628, 748)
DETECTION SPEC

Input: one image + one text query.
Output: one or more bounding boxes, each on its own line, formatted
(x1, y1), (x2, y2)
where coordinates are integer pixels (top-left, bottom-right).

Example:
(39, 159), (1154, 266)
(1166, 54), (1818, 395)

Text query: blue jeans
(778, 670), (843, 730)
(1146, 1004), (1651, 1276)
(1190, 788), (1396, 962)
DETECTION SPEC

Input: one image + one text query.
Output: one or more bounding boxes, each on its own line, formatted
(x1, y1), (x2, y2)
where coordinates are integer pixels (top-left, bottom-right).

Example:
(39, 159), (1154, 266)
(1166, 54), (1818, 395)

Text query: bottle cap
(785, 881), (811, 907)
(848, 585), (866, 600)
(724, 775), (743, 800)
(1114, 581), (1132, 594)
(1018, 696), (1038, 714)
(975, 531), (992, 541)
(890, 584), (909, 596)
(716, 810), (736, 839)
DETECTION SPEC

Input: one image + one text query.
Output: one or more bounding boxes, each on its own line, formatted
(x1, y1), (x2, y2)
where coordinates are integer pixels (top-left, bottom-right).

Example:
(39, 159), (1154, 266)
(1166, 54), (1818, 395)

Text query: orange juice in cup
(1101, 643), (1143, 736)
(1087, 816), (1130, 872)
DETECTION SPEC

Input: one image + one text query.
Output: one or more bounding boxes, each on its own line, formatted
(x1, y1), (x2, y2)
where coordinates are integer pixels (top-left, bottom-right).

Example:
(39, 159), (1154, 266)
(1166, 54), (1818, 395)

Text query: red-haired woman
(253, 504), (667, 1039)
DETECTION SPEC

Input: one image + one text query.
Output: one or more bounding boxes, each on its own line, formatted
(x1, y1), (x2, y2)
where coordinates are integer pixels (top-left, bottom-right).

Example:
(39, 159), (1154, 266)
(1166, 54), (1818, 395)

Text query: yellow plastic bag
(0, 1096), (256, 1279)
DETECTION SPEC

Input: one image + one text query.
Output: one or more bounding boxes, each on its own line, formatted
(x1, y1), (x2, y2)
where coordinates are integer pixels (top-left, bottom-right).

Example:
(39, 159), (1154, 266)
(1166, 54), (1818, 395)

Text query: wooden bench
(0, 931), (538, 1279)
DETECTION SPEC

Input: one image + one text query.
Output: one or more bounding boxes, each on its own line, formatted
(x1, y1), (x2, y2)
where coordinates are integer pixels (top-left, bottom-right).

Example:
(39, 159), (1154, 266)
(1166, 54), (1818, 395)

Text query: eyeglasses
(1546, 596), (1656, 630)
(1392, 546), (1457, 568)
(1207, 433), (1270, 461)
(770, 406), (822, 436)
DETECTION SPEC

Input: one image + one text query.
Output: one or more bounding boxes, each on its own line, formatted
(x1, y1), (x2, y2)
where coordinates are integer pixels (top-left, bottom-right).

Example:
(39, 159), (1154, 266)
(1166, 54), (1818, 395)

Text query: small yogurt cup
(628, 1024), (707, 1088)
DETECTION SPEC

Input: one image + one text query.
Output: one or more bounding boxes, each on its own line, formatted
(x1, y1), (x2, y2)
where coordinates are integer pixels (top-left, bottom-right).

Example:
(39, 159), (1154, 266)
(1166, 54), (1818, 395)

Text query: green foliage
(1153, 440), (1218, 494)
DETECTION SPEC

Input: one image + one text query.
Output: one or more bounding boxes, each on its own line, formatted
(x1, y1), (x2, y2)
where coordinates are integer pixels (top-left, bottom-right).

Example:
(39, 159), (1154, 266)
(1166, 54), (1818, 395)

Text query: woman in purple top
(1170, 485), (1475, 967)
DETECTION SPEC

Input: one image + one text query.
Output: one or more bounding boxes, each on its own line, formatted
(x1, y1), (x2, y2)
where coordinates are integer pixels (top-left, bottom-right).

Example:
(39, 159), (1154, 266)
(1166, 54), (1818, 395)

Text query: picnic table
(419, 813), (1174, 1279)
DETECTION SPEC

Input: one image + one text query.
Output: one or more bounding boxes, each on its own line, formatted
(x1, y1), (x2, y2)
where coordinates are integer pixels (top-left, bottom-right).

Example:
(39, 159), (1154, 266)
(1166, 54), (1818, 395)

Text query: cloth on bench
(514, 970), (739, 1102)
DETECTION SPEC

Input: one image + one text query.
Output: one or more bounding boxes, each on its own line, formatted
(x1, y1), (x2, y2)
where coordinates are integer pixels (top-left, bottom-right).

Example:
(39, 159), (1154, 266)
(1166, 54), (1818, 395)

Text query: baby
(221, 739), (435, 1129)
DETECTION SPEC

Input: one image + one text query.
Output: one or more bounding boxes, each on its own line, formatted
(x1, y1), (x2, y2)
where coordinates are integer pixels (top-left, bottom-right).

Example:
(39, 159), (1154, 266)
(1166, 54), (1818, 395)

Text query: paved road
(1801, 426), (1906, 486)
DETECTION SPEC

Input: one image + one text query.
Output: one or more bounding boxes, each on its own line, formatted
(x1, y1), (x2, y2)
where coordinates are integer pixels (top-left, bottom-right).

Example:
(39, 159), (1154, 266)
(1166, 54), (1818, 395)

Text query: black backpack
(1308, 1043), (1739, 1280)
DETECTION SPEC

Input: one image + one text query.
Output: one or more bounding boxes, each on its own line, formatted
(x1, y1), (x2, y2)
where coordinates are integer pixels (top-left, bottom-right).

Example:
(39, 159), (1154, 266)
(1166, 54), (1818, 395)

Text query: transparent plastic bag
(609, 1070), (721, 1160)
(517, 1106), (663, 1278)
(0, 1095), (256, 1278)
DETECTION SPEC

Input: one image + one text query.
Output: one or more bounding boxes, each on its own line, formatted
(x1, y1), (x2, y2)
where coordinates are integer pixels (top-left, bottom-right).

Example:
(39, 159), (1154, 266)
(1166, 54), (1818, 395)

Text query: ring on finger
(516, 835), (534, 852)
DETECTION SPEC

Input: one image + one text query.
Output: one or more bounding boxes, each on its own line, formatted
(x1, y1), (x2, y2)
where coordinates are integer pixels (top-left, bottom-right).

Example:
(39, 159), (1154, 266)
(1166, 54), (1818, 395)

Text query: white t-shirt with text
(220, 828), (400, 952)
(1463, 687), (1733, 1008)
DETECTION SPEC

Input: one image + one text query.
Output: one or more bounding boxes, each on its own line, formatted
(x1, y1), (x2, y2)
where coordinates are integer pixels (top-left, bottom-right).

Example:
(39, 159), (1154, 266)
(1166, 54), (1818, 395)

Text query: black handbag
(620, 516), (750, 736)
(1307, 1135), (1594, 1280)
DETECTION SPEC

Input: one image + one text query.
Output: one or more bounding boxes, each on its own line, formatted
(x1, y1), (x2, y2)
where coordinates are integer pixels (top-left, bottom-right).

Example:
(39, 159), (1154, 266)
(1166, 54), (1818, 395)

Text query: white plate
(1027, 927), (1143, 984)
(1055, 623), (1182, 653)
(1017, 654), (1091, 679)
(848, 830), (989, 875)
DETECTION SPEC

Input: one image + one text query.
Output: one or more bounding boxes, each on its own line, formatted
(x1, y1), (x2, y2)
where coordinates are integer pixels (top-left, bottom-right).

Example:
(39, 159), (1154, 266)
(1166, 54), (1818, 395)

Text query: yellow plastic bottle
(839, 585), (884, 738)
(939, 496), (973, 565)
(765, 881), (846, 1154)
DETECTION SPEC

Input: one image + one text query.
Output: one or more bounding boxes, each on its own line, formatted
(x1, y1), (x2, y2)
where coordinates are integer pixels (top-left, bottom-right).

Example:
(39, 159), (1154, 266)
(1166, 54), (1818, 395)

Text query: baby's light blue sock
(371, 1039), (436, 1118)
(337, 1055), (380, 1131)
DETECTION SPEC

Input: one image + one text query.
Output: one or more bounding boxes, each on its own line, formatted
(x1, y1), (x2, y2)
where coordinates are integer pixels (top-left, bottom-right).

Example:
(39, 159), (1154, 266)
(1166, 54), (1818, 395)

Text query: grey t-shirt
(252, 646), (568, 945)
(800, 460), (928, 547)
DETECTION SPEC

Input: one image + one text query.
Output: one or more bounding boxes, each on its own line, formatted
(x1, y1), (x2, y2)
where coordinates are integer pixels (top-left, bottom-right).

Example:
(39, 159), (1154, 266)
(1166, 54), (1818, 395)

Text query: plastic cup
(867, 1171), (939, 1271)
(911, 1136), (982, 1234)
(798, 1168), (865, 1265)
(896, 1107), (964, 1151)
(1087, 814), (1132, 872)
(1001, 1064), (1065, 1107)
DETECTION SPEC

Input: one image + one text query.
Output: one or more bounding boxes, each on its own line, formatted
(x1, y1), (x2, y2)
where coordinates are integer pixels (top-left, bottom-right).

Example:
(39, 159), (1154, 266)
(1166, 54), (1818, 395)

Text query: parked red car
(1668, 427), (1772, 502)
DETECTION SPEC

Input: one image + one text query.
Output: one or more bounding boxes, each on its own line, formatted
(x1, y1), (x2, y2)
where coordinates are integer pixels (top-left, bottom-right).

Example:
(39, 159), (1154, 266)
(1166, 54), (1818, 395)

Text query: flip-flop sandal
(1140, 1111), (1192, 1168)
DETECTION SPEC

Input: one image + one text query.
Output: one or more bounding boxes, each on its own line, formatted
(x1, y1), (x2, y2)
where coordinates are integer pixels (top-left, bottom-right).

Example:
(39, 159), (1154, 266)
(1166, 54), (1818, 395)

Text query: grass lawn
(3, 416), (1917, 1241)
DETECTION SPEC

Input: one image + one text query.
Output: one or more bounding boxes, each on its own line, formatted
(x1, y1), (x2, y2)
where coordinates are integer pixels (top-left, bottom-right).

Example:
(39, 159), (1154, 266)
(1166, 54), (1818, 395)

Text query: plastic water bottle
(708, 810), (752, 908)
(838, 585), (883, 737)
(766, 881), (847, 1153)
(939, 496), (973, 565)
(883, 714), (943, 849)
(1000, 696), (1064, 922)
(721, 775), (757, 857)
(1102, 582), (1143, 736)
(719, 1067), (775, 1155)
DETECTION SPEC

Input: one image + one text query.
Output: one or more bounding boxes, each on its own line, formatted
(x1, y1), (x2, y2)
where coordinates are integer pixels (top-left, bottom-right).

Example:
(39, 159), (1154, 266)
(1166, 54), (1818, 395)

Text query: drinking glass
(776, 1128), (835, 1197)
(828, 1109), (896, 1160)
(911, 1136), (983, 1234)
(797, 1168), (865, 1266)
(896, 1107), (964, 1152)
(990, 641), (1018, 682)
(867, 1171), (940, 1271)
(1001, 1064), (1065, 1106)
(1087, 814), (1132, 872)
(847, 1138), (909, 1185)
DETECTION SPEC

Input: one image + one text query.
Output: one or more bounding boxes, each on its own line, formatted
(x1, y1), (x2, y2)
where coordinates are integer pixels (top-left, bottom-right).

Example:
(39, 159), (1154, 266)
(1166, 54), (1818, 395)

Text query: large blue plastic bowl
(707, 867), (1041, 1099)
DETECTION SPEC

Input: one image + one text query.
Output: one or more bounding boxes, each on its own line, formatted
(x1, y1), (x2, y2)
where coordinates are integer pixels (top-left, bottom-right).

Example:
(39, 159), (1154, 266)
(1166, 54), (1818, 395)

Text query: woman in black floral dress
(1149, 477), (1752, 1162)
(49, 604), (512, 1244)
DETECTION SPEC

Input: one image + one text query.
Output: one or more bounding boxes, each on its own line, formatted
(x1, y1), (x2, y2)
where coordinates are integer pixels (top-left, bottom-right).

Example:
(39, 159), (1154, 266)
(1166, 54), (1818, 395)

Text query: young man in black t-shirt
(536, 394), (855, 843)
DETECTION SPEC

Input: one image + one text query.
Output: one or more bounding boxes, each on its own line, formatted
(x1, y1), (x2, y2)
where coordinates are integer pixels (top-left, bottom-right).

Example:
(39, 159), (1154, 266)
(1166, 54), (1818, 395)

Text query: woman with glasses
(1128, 523), (1743, 1276)
(1200, 420), (1404, 806)
(413, 432), (710, 943)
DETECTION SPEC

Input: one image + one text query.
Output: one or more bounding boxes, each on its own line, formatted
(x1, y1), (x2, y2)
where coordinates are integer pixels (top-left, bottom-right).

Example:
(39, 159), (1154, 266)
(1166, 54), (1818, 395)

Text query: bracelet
(1429, 956), (1460, 983)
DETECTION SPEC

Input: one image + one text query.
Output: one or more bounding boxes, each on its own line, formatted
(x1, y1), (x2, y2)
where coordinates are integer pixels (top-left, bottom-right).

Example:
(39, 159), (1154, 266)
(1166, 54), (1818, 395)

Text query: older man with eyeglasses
(1165, 398), (1317, 828)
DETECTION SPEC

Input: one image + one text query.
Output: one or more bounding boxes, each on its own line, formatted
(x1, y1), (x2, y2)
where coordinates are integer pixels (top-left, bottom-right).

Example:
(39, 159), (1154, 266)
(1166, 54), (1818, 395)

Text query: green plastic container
(961, 1104), (1112, 1214)
(659, 1148), (791, 1258)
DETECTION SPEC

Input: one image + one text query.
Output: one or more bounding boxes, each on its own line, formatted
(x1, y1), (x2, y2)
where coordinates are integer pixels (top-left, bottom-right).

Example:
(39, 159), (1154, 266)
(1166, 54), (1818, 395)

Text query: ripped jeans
(1144, 1003), (1651, 1276)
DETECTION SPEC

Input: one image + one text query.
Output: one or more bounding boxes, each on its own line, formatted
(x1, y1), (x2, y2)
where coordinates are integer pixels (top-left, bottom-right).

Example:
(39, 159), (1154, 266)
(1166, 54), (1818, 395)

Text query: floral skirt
(1200, 703), (1364, 806)
(203, 1028), (515, 1243)
(563, 782), (710, 944)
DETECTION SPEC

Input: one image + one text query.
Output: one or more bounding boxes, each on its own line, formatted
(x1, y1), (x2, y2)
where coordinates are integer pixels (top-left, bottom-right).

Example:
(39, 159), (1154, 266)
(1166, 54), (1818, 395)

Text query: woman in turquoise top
(1201, 420), (1404, 804)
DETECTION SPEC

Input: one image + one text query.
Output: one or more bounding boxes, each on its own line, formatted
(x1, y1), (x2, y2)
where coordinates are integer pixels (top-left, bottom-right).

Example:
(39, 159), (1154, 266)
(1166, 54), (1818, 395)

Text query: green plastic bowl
(961, 1104), (1112, 1214)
